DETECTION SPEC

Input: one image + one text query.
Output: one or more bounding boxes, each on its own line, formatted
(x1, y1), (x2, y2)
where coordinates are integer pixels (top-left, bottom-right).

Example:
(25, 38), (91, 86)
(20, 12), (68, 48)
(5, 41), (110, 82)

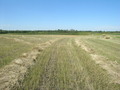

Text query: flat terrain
(0, 34), (120, 90)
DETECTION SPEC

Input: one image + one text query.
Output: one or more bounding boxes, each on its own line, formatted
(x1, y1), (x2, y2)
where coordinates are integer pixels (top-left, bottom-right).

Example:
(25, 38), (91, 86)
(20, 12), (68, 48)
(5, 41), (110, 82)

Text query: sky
(0, 0), (120, 31)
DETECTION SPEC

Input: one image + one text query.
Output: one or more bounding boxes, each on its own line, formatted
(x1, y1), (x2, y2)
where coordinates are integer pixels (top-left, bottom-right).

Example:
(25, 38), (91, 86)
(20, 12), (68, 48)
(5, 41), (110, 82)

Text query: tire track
(37, 38), (95, 90)
(37, 39), (65, 90)
(65, 39), (94, 90)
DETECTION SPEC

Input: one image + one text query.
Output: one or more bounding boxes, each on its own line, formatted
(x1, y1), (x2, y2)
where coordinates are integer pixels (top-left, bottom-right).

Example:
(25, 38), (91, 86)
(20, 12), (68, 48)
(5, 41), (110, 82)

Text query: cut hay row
(0, 37), (33, 68)
(0, 35), (61, 68)
(75, 38), (120, 84)
(0, 35), (120, 90)
(0, 35), (59, 45)
(15, 37), (120, 90)
(1, 36), (33, 45)
(0, 38), (60, 90)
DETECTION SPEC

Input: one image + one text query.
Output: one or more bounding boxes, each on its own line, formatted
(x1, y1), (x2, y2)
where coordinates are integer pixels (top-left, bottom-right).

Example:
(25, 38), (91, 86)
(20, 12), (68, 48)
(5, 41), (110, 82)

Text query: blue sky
(0, 0), (120, 31)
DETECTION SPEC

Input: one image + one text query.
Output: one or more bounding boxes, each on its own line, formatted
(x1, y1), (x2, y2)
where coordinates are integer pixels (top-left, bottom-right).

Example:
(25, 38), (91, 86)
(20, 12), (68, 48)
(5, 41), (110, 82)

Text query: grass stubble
(15, 35), (120, 90)
(0, 35), (120, 90)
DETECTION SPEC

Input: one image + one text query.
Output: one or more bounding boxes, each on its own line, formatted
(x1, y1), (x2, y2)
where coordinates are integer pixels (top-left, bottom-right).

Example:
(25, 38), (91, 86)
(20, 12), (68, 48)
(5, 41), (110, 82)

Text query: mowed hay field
(0, 34), (120, 90)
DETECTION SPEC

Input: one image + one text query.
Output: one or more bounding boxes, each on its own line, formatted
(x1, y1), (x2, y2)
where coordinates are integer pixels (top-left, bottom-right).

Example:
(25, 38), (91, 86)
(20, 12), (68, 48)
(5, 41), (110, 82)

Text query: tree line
(0, 29), (120, 35)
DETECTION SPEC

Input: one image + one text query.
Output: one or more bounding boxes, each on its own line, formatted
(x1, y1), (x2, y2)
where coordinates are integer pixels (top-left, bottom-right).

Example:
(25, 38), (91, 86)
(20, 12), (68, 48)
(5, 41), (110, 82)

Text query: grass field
(0, 34), (120, 90)
(0, 35), (60, 68)
(0, 36), (32, 68)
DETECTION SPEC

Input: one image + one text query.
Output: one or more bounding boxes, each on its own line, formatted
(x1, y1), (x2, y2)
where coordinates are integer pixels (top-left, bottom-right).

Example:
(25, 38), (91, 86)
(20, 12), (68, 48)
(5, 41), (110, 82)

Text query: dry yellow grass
(0, 35), (120, 90)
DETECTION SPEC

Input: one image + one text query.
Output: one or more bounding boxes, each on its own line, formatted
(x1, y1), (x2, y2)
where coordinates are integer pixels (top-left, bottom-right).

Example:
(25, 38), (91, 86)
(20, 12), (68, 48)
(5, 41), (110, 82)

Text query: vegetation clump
(105, 36), (111, 39)
(102, 34), (111, 39)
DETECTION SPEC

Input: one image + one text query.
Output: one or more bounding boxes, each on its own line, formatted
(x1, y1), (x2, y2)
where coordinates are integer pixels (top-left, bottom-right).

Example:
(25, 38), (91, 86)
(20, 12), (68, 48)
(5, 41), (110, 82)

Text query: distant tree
(70, 29), (75, 31)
